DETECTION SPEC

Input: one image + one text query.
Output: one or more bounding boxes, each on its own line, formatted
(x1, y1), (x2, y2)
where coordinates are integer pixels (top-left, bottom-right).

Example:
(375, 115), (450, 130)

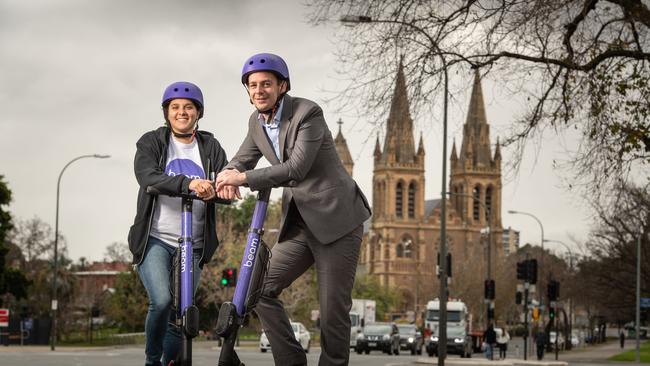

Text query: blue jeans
(138, 236), (202, 366)
(485, 343), (494, 360)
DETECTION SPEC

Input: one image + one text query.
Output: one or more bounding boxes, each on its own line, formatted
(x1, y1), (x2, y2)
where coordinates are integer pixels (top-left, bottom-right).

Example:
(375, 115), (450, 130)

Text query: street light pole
(636, 234), (641, 363)
(340, 14), (452, 366)
(51, 154), (109, 351)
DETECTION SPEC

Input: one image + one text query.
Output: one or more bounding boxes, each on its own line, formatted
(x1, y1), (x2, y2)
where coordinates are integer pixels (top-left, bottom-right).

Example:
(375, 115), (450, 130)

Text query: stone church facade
(335, 64), (504, 315)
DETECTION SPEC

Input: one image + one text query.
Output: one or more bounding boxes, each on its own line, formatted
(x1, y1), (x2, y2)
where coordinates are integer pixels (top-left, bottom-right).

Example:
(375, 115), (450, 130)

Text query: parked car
(260, 321), (311, 353)
(397, 324), (423, 355)
(355, 322), (401, 355)
(549, 331), (565, 350)
(426, 327), (472, 358)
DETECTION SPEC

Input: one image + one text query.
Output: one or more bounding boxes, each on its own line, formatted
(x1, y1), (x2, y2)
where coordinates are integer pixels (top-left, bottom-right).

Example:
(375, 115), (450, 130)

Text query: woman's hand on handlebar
(189, 179), (216, 200)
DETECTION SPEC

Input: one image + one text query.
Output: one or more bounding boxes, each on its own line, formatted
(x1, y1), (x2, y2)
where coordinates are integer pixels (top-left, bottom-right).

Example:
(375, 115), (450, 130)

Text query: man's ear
(280, 80), (288, 94)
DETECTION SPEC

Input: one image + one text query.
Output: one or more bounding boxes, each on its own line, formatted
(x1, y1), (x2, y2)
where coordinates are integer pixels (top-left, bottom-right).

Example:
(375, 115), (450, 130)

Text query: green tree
(104, 269), (148, 332)
(7, 217), (72, 317)
(0, 175), (29, 307)
(352, 272), (399, 321)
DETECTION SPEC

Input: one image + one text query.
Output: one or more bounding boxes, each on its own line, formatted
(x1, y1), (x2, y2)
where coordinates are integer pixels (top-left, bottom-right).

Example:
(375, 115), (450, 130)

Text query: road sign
(0, 309), (9, 327)
(641, 297), (650, 308)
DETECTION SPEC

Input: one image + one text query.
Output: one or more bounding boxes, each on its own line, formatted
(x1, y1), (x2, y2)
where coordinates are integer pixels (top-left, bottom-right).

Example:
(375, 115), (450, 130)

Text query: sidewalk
(415, 340), (638, 366)
(560, 339), (641, 363)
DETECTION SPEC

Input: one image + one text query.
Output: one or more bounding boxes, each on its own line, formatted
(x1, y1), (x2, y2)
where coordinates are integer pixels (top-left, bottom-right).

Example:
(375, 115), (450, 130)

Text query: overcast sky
(1, 0), (602, 263)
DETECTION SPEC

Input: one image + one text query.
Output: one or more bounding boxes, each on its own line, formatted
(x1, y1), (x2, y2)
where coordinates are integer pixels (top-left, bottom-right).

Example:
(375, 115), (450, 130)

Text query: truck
(424, 299), (473, 357)
(424, 299), (468, 333)
(349, 299), (376, 348)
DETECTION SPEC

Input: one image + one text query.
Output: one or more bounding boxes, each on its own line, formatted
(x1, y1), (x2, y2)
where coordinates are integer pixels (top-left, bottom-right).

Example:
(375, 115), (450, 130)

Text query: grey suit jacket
(224, 95), (371, 244)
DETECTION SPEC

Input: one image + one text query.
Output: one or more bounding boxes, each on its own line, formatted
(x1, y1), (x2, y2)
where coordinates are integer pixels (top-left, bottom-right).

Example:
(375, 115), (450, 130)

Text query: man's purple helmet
(241, 53), (291, 91)
(162, 81), (204, 118)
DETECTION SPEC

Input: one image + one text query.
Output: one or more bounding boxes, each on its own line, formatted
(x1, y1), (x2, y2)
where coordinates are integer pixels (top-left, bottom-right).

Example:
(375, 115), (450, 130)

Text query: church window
(403, 238), (413, 258)
(473, 185), (481, 221)
(408, 182), (416, 218)
(396, 243), (404, 257)
(396, 182), (403, 218)
(485, 186), (493, 223)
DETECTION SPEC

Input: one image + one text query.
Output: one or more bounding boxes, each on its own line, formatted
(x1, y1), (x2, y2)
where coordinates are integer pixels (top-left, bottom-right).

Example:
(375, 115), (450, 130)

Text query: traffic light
(515, 291), (522, 305)
(526, 259), (538, 284)
(547, 281), (556, 301)
(221, 267), (237, 287)
(227, 268), (237, 287)
(549, 307), (555, 320)
(484, 280), (495, 300)
(437, 253), (452, 278)
(547, 280), (560, 301)
(532, 307), (540, 321)
(221, 269), (229, 287)
(516, 261), (527, 280)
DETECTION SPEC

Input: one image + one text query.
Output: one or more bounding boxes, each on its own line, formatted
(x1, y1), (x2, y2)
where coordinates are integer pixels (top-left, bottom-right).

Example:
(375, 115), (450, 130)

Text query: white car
(260, 321), (311, 353)
(549, 331), (565, 350)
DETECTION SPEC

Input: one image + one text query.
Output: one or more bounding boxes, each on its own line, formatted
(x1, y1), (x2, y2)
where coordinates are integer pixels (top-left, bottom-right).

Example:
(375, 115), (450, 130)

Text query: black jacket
(128, 126), (228, 267)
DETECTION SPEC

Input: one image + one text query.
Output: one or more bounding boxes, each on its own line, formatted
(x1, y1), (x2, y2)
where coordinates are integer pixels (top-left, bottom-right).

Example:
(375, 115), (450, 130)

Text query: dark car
(397, 324), (423, 355)
(355, 322), (401, 355)
(426, 326), (472, 358)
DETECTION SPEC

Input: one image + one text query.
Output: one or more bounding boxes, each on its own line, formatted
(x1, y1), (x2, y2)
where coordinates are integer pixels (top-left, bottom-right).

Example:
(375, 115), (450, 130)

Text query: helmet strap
(167, 121), (199, 141)
(257, 93), (286, 123)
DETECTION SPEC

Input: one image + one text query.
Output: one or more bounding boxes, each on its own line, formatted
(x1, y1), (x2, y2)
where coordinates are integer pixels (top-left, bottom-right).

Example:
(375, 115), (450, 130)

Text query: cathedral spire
(374, 133), (382, 159)
(382, 59), (416, 164)
(417, 132), (425, 156)
(334, 118), (354, 176)
(451, 138), (458, 161)
(466, 69), (488, 126)
(494, 137), (502, 161)
(460, 69), (493, 167)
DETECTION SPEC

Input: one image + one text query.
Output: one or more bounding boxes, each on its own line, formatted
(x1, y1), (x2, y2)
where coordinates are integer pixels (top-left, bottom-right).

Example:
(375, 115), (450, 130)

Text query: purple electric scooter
(215, 188), (272, 366)
(146, 186), (230, 366)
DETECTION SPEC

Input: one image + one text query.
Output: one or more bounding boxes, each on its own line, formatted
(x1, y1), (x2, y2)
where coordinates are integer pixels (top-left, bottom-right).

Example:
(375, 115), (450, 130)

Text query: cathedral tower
(368, 61), (426, 302)
(449, 70), (503, 229)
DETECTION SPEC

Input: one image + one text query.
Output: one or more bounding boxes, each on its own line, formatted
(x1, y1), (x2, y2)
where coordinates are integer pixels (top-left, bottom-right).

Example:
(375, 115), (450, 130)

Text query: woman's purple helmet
(241, 53), (290, 91)
(162, 81), (204, 118)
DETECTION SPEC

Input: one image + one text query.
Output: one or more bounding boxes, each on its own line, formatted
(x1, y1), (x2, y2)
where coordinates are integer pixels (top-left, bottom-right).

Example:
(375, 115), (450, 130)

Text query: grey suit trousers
(255, 206), (362, 366)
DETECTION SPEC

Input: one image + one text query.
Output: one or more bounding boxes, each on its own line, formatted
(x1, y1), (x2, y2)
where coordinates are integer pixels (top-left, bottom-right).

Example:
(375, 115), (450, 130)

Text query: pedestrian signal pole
(516, 255), (538, 360)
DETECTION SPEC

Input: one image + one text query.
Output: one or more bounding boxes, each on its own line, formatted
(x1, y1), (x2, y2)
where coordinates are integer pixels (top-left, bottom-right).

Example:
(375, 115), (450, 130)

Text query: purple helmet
(241, 53), (291, 91)
(162, 81), (204, 118)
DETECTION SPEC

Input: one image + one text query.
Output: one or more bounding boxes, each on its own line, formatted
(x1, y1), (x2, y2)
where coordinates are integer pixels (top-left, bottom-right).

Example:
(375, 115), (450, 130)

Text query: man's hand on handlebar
(189, 179), (216, 200)
(217, 184), (241, 200)
(215, 169), (244, 200)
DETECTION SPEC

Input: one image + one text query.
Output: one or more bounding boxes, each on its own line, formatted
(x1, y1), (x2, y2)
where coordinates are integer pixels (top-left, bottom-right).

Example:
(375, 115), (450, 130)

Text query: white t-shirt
(150, 136), (206, 249)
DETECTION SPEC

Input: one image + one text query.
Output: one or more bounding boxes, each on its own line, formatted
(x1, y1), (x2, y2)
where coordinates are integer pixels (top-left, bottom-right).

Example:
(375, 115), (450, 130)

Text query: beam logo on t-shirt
(165, 158), (204, 180)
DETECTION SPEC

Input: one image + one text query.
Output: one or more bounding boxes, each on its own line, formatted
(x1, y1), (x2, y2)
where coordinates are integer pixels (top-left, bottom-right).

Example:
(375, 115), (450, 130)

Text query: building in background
(502, 227), (520, 256)
(335, 63), (505, 314)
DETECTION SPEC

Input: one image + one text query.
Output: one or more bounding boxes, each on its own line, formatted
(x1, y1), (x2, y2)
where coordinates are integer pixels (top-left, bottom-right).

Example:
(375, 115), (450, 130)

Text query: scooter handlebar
(146, 186), (231, 205)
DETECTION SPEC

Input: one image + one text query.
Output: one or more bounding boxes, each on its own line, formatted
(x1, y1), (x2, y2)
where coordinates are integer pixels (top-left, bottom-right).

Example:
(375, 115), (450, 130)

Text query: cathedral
(335, 63), (504, 315)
